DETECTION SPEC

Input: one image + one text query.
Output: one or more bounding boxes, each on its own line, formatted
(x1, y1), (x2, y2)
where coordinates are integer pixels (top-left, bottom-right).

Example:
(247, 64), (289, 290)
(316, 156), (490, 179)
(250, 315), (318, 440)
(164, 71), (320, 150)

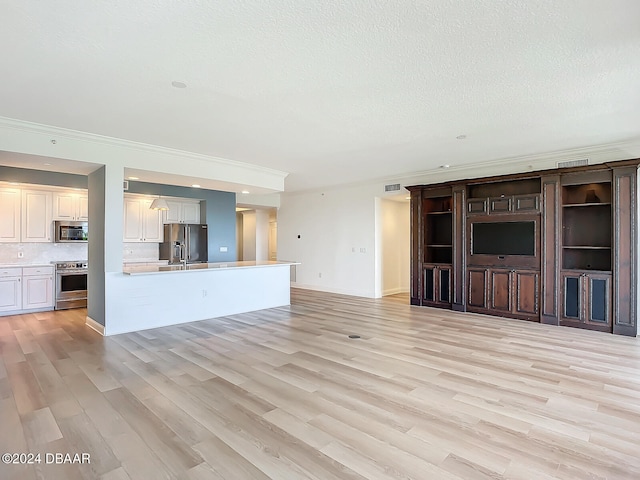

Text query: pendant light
(149, 196), (169, 210)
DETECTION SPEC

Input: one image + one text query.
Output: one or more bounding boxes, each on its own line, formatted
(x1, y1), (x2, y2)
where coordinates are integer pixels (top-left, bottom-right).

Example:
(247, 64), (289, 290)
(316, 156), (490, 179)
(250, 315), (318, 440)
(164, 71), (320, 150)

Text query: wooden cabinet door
(513, 270), (539, 317)
(468, 268), (488, 308)
(21, 190), (52, 242)
(489, 269), (512, 314)
(561, 272), (582, 323)
(0, 188), (21, 243)
(423, 266), (436, 303)
(584, 273), (611, 327)
(437, 266), (452, 304)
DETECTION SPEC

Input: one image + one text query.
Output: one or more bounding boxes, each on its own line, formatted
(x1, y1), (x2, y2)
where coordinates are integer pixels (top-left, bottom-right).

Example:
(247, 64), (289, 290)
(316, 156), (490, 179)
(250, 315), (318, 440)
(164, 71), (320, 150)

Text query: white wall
(278, 183), (383, 297)
(255, 209), (269, 261)
(381, 199), (410, 295)
(242, 211), (256, 261)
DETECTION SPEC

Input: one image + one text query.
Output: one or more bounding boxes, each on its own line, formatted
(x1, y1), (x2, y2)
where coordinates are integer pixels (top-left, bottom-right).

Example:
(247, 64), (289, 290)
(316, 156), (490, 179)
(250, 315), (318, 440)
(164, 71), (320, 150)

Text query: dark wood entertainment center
(407, 159), (639, 336)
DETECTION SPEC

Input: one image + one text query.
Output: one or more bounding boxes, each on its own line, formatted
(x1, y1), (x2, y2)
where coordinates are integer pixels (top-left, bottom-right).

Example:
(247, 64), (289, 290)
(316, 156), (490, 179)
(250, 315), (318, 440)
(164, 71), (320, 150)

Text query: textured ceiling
(1, 0), (639, 191)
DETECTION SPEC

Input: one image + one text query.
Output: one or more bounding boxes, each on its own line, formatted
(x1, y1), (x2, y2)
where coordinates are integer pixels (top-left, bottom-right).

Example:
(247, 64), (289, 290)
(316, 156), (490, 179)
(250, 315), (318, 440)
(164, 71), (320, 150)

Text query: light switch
(219, 246), (228, 252)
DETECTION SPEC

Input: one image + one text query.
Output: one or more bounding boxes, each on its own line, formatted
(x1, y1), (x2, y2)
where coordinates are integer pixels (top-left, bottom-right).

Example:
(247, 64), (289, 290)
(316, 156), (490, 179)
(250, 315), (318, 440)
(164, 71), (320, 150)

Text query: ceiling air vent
(123, 180), (129, 191)
(557, 159), (588, 168)
(384, 183), (401, 193)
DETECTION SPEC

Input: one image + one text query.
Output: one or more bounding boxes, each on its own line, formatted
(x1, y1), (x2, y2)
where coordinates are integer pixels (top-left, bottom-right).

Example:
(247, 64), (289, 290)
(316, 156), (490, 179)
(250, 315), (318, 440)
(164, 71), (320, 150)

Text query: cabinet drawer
(514, 195), (539, 212)
(22, 266), (54, 276)
(0, 267), (22, 278)
(467, 199), (487, 214)
(489, 197), (512, 213)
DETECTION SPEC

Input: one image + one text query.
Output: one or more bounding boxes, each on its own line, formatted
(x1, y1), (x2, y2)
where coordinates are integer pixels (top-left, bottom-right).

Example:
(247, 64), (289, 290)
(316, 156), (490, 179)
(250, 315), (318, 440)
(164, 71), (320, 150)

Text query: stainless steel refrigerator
(159, 224), (208, 264)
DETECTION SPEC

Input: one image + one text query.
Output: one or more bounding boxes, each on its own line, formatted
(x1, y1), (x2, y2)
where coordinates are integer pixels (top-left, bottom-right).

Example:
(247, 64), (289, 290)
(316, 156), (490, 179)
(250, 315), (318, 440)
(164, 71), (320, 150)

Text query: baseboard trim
(383, 287), (410, 296)
(291, 283), (374, 298)
(85, 316), (105, 336)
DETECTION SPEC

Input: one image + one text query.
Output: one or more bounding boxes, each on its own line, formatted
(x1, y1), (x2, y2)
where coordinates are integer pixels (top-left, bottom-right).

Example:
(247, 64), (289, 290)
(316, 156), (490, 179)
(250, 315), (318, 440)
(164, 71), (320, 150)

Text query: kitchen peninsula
(96, 261), (297, 335)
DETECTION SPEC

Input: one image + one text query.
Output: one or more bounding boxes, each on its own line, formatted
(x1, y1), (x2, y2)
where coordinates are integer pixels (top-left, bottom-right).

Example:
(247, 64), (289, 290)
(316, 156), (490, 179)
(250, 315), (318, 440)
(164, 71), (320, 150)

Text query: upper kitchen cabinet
(21, 189), (52, 242)
(0, 188), (21, 242)
(53, 191), (89, 221)
(163, 199), (201, 224)
(123, 194), (163, 243)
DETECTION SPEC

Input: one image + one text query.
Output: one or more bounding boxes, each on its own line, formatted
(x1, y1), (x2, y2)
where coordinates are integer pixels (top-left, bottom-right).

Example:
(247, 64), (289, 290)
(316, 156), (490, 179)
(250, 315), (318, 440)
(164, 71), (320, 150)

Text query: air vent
(557, 159), (588, 168)
(123, 180), (129, 191)
(384, 183), (401, 192)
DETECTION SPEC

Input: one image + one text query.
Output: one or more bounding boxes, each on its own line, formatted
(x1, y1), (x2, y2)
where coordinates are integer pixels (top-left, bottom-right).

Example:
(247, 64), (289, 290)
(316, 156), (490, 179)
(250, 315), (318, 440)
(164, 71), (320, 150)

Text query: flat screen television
(472, 221), (535, 256)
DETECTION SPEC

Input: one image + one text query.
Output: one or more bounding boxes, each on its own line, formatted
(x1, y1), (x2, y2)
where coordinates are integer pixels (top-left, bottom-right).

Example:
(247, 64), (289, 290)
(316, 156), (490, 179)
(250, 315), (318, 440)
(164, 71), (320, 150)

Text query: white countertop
(122, 260), (299, 275)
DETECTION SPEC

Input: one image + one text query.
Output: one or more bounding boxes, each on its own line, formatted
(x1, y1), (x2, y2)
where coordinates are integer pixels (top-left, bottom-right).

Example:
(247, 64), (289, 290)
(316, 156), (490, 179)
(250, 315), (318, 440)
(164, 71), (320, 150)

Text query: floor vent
(384, 183), (401, 193)
(557, 159), (588, 168)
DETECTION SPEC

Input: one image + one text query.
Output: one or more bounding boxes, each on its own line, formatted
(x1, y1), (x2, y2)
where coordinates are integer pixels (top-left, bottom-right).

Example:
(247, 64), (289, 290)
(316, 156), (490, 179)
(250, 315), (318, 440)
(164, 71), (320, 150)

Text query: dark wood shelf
(563, 246), (611, 250)
(427, 244), (453, 248)
(425, 211), (452, 215)
(562, 202), (612, 208)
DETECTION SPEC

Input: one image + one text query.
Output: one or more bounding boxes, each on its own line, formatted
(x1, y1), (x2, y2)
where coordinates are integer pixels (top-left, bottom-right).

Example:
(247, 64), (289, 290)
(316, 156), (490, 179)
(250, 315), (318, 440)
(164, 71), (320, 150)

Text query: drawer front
(489, 197), (512, 213)
(22, 266), (54, 276)
(467, 199), (487, 215)
(514, 195), (539, 212)
(0, 267), (22, 278)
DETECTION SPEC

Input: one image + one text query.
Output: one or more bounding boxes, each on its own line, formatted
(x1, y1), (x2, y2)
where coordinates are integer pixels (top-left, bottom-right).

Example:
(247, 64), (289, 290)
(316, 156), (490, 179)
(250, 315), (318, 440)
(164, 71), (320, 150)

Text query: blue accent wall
(127, 182), (237, 262)
(0, 166), (87, 187)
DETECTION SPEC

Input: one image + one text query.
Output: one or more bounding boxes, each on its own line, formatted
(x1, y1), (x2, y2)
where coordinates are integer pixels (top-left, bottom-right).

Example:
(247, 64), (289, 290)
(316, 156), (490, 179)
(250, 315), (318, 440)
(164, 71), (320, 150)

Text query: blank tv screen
(472, 221), (535, 256)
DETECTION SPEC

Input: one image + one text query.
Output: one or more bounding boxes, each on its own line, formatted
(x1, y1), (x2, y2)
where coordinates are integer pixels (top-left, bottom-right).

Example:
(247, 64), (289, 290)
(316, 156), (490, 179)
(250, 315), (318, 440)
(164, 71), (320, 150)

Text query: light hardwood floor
(1, 289), (640, 479)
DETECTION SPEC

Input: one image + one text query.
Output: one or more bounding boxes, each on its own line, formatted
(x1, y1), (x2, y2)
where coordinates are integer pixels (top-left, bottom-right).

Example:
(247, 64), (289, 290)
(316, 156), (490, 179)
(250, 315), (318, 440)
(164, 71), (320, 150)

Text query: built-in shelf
(562, 202), (612, 208)
(427, 244), (453, 248)
(426, 211), (452, 215)
(563, 246), (612, 250)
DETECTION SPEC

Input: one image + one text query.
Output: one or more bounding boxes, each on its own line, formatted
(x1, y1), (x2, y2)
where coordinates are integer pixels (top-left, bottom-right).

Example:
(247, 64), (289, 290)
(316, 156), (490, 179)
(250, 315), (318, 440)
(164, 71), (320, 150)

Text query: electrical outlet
(219, 246), (228, 252)
(360, 247), (366, 253)
(17, 252), (24, 258)
(202, 289), (207, 297)
(318, 272), (322, 278)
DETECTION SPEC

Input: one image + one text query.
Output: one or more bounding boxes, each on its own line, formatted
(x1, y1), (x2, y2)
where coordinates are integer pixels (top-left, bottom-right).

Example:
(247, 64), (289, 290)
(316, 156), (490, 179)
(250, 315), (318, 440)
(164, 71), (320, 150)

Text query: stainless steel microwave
(54, 221), (88, 242)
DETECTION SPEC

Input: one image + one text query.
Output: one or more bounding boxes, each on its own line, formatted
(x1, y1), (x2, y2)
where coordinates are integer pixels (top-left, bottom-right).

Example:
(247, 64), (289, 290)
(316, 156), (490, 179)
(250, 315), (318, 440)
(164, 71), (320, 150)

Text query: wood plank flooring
(1, 288), (640, 479)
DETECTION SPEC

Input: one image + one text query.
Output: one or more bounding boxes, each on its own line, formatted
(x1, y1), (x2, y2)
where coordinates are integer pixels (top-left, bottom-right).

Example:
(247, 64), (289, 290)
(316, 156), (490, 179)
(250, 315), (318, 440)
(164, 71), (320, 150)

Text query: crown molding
(0, 116), (289, 180)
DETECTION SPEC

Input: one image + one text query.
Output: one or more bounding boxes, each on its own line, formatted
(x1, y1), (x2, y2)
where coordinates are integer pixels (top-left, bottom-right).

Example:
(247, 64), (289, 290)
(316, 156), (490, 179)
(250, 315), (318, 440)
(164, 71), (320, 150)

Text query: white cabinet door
(77, 194), (89, 221)
(141, 198), (163, 242)
(0, 276), (22, 312)
(124, 195), (163, 242)
(21, 190), (52, 242)
(0, 188), (21, 243)
(163, 200), (183, 223)
(53, 192), (76, 220)
(53, 192), (89, 221)
(163, 200), (201, 224)
(182, 202), (200, 223)
(123, 196), (143, 242)
(22, 275), (54, 310)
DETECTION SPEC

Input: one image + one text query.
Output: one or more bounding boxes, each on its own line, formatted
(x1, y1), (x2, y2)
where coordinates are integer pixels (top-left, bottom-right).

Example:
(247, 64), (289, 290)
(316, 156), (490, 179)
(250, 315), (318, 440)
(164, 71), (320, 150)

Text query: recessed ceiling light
(128, 176), (139, 180)
(440, 164), (451, 169)
(456, 135), (467, 140)
(44, 163), (52, 166)
(9, 182), (19, 185)
(191, 184), (201, 188)
(171, 81), (187, 89)
(241, 190), (250, 194)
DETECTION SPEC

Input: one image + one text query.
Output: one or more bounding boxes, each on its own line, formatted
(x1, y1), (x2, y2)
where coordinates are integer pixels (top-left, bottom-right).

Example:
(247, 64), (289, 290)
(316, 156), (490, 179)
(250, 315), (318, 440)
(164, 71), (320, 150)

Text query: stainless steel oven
(54, 221), (88, 242)
(55, 261), (88, 310)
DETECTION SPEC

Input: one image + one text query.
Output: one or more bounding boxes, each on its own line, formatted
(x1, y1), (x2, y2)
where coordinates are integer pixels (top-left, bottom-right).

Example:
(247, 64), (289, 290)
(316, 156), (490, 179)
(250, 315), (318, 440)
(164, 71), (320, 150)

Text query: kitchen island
(92, 261), (297, 335)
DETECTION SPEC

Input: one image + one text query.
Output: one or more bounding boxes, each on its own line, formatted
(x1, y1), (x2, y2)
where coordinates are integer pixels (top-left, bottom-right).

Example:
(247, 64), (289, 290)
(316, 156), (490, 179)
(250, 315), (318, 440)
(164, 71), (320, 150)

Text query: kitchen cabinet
(123, 195), (163, 242)
(21, 189), (52, 242)
(0, 268), (22, 312)
(53, 191), (89, 221)
(0, 188), (21, 243)
(163, 199), (201, 224)
(22, 266), (54, 310)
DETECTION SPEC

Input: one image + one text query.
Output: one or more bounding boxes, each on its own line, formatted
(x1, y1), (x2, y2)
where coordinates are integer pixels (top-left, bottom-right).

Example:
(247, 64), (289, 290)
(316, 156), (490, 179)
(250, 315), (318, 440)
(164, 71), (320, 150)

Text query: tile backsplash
(0, 242), (160, 266)
(0, 243), (88, 265)
(123, 243), (160, 262)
